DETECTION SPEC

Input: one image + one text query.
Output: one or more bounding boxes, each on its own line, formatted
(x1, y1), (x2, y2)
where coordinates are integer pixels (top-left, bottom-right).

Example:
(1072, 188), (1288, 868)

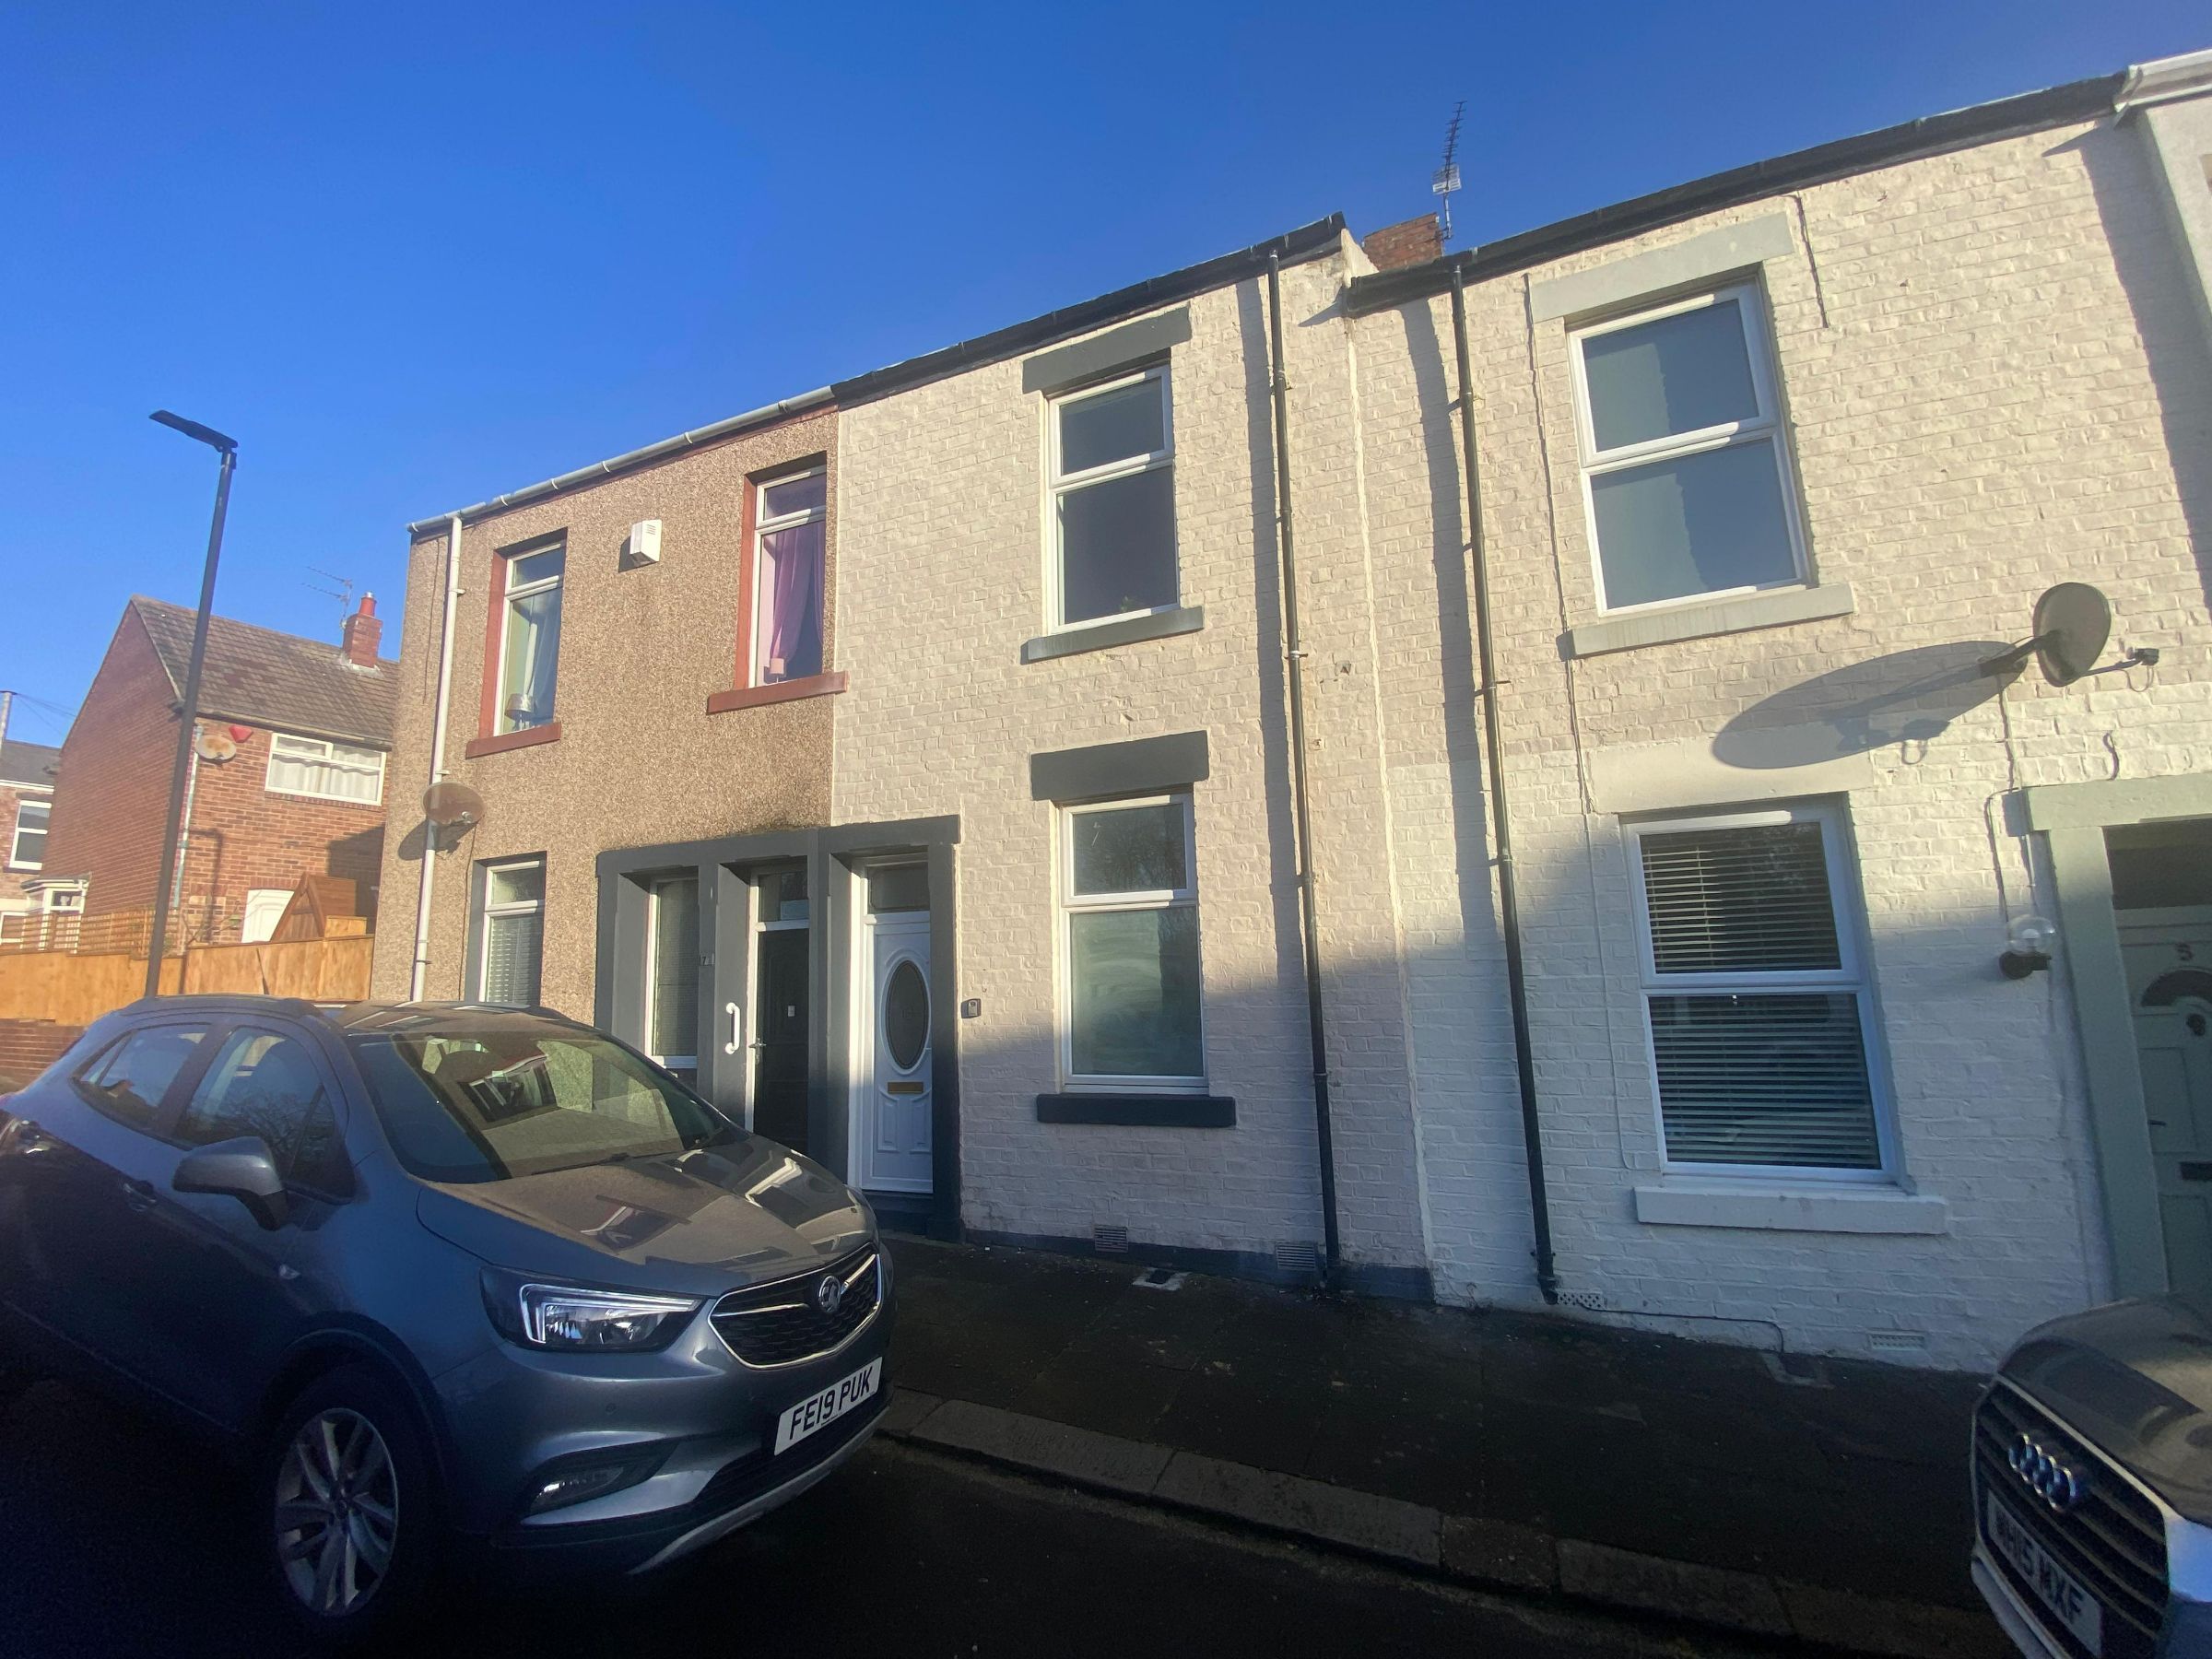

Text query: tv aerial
(1432, 101), (1465, 244)
(1980, 582), (2158, 687)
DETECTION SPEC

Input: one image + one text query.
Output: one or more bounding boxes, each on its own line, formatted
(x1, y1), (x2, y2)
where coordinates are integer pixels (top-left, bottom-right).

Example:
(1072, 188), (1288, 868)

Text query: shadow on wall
(2066, 120), (2212, 619)
(1716, 641), (2022, 764)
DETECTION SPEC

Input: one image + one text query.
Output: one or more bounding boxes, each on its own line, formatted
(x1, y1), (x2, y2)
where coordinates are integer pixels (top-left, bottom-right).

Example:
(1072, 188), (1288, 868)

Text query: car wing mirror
(173, 1135), (290, 1230)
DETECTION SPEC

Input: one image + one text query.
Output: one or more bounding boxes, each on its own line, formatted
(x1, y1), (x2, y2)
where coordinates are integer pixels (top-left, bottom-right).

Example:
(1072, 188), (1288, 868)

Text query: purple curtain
(761, 522), (824, 682)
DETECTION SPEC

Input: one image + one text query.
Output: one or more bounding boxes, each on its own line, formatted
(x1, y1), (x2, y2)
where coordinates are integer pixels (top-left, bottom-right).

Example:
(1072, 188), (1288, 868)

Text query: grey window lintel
(1022, 307), (1192, 394)
(1030, 730), (1209, 803)
(1530, 212), (1796, 323)
(1565, 582), (1854, 658)
(1022, 604), (1205, 665)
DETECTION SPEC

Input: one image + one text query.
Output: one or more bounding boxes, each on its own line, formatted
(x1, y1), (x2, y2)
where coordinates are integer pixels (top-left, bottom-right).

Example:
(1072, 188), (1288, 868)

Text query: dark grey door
(752, 929), (810, 1154)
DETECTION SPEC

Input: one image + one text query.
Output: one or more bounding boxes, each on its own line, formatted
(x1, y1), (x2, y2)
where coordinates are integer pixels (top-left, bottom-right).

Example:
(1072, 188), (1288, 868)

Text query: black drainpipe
(1449, 261), (1559, 1303)
(1265, 252), (1342, 1282)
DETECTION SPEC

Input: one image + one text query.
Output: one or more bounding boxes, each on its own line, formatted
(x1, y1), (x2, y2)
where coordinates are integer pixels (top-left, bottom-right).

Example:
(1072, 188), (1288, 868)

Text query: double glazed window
(1627, 803), (1887, 1174)
(498, 544), (565, 733)
(474, 858), (545, 1008)
(752, 469), (827, 685)
(1571, 284), (1804, 611)
(644, 875), (700, 1082)
(265, 733), (384, 805)
(8, 797), (47, 868)
(1060, 794), (1204, 1088)
(1050, 367), (1177, 629)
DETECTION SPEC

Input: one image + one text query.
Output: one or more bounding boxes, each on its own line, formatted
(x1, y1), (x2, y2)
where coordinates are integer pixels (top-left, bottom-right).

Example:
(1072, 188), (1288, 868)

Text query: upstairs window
(8, 797), (47, 869)
(265, 733), (385, 805)
(751, 469), (827, 686)
(1628, 803), (1888, 1175)
(1050, 367), (1176, 629)
(497, 544), (564, 733)
(1571, 284), (1805, 611)
(474, 858), (545, 1008)
(1059, 794), (1204, 1089)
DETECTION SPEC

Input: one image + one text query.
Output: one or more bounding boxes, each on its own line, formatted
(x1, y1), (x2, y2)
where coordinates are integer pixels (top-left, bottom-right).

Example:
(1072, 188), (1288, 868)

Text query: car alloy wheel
(274, 1407), (399, 1618)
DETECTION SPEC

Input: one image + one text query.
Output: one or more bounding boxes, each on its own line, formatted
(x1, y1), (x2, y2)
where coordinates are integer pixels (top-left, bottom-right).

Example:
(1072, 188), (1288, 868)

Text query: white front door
(860, 913), (933, 1193)
(2122, 909), (2212, 1299)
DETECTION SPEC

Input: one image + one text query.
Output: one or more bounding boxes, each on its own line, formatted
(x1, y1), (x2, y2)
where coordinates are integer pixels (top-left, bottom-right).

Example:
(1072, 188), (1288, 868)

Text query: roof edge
(1343, 72), (2128, 318)
(406, 214), (1347, 536)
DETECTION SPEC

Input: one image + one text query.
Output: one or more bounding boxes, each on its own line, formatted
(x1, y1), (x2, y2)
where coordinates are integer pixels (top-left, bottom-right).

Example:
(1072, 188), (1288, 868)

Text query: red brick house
(40, 595), (396, 949)
(0, 736), (62, 946)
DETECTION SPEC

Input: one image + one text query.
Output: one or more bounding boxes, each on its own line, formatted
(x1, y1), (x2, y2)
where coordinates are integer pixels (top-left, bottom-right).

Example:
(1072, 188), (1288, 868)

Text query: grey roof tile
(129, 596), (396, 749)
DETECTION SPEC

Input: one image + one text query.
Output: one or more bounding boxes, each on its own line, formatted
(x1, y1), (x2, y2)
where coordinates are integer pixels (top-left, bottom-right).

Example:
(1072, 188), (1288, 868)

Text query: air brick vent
(1092, 1224), (1129, 1253)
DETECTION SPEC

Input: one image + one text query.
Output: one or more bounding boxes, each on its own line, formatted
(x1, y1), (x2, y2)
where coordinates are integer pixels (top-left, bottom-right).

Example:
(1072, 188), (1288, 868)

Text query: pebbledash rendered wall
(1342, 112), (2212, 1369)
(830, 243), (1437, 1280)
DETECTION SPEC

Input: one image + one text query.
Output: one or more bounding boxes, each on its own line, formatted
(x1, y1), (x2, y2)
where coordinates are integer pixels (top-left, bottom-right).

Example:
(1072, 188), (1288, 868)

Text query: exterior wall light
(2000, 914), (2058, 980)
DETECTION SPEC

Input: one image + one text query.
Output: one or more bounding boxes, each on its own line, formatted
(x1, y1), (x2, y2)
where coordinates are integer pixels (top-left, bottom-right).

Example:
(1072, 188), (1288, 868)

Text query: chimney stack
(341, 594), (382, 666)
(1361, 213), (1445, 272)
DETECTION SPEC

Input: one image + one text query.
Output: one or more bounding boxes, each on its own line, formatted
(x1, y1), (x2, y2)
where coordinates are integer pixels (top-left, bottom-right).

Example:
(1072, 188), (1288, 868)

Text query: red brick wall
(41, 609), (388, 947)
(1361, 214), (1443, 272)
(0, 1018), (82, 1092)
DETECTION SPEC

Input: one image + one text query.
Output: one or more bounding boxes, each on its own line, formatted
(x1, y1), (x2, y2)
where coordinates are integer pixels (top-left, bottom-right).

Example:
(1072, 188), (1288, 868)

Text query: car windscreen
(349, 1027), (738, 1183)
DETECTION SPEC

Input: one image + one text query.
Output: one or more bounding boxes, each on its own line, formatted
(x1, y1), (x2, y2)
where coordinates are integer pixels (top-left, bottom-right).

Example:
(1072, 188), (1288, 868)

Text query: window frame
(473, 856), (547, 1008)
(8, 795), (48, 870)
(1622, 799), (1896, 1182)
(1045, 364), (1178, 633)
(747, 465), (830, 688)
(1569, 281), (1809, 617)
(493, 540), (566, 735)
(1055, 790), (1206, 1094)
(264, 732), (386, 806)
(642, 872), (700, 1077)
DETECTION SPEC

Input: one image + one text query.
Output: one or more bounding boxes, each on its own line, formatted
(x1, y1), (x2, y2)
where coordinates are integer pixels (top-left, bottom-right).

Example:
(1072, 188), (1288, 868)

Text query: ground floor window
(1059, 794), (1204, 1089)
(474, 857), (545, 1008)
(1626, 801), (1888, 1174)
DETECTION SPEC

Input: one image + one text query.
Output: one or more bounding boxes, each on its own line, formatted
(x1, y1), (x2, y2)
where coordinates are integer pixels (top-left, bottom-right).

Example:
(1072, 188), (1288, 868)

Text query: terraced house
(376, 50), (2212, 1371)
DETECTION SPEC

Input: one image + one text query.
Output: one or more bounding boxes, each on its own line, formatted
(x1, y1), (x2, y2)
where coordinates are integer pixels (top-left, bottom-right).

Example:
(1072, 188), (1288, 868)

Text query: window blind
(483, 911), (543, 1007)
(1637, 818), (1881, 1171)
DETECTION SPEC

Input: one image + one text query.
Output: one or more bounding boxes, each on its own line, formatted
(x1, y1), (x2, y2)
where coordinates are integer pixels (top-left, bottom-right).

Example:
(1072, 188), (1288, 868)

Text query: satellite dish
(1980, 582), (2115, 688)
(2030, 582), (2112, 688)
(193, 724), (239, 764)
(423, 780), (485, 830)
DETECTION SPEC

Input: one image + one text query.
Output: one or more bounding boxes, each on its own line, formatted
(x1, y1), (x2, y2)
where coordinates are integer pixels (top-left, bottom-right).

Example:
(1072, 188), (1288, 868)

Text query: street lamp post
(143, 411), (238, 998)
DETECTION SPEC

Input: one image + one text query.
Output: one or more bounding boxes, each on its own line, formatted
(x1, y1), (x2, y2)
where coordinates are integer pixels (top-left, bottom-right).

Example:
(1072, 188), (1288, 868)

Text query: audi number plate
(773, 1359), (882, 1454)
(1985, 1491), (2103, 1655)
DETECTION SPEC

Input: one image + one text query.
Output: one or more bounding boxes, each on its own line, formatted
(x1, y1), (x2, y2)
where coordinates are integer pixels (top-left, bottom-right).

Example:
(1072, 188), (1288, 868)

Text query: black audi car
(1972, 1296), (2212, 1657)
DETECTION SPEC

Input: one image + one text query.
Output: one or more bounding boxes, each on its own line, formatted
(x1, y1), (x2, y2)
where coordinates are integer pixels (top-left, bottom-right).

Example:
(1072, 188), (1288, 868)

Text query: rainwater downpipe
(1265, 253), (1343, 1280)
(408, 513), (464, 1000)
(1450, 262), (1559, 1304)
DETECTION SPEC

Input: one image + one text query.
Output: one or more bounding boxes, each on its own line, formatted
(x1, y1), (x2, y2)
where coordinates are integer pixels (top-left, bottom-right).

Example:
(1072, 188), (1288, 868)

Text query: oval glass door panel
(885, 959), (929, 1072)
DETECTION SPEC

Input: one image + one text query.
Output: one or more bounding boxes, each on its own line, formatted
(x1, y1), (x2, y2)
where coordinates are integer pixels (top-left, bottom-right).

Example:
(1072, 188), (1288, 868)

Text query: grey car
(0, 996), (892, 1641)
(1971, 1296), (2211, 1657)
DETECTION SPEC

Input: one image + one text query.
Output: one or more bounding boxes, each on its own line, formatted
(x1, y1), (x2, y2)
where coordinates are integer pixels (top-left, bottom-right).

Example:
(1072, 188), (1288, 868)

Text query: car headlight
(481, 1270), (700, 1352)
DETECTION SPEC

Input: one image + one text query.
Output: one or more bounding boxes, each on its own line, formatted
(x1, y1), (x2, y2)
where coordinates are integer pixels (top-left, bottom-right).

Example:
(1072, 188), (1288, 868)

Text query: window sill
(1021, 605), (1205, 665)
(1564, 582), (1855, 659)
(464, 722), (563, 759)
(706, 671), (849, 714)
(1037, 1092), (1235, 1127)
(1631, 1181), (1947, 1235)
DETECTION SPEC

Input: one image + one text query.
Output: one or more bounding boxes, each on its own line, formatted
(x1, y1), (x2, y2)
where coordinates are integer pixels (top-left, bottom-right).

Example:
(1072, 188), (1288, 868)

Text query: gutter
(1343, 71), (2128, 317)
(2116, 48), (2212, 112)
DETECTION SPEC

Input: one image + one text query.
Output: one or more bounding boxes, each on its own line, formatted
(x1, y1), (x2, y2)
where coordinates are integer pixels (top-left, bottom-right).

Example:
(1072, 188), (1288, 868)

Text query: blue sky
(0, 1), (2203, 740)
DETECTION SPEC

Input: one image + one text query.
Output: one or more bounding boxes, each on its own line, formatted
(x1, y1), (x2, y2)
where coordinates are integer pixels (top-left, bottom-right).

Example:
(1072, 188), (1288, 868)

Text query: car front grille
(711, 1244), (881, 1368)
(1973, 1380), (2169, 1659)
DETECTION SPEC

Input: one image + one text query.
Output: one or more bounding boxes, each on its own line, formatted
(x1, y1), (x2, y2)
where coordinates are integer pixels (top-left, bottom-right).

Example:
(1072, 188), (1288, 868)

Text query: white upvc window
(265, 733), (385, 805)
(1048, 366), (1177, 629)
(8, 797), (48, 869)
(496, 542), (565, 733)
(474, 858), (545, 1008)
(1625, 801), (1892, 1179)
(1057, 793), (1205, 1091)
(750, 467), (829, 686)
(1571, 282), (1807, 613)
(643, 873), (700, 1080)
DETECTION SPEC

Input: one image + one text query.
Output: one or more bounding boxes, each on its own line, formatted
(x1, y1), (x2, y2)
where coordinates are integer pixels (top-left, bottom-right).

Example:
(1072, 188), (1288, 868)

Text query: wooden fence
(0, 935), (376, 1028)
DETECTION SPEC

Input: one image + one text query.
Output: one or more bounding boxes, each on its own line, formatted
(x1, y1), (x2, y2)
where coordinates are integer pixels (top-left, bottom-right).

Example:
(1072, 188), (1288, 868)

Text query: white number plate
(1985, 1492), (2104, 1656)
(773, 1359), (883, 1454)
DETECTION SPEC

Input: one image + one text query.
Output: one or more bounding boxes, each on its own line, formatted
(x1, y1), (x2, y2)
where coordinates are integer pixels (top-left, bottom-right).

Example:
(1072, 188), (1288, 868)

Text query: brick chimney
(340, 594), (382, 666)
(1361, 213), (1444, 272)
